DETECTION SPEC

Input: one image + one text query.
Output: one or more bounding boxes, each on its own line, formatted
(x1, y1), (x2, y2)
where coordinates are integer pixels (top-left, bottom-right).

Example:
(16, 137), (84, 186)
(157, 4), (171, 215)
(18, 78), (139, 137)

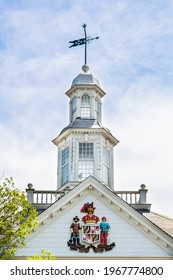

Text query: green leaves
(0, 177), (38, 259)
(27, 249), (55, 260)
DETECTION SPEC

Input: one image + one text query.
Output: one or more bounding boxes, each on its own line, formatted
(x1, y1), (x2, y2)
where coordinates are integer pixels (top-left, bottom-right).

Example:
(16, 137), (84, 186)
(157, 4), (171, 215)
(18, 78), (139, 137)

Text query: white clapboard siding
(16, 195), (169, 257)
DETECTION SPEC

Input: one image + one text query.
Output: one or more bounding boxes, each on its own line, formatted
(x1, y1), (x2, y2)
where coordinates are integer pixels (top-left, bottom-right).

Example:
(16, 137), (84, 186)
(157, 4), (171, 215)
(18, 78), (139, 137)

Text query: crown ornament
(81, 202), (99, 224)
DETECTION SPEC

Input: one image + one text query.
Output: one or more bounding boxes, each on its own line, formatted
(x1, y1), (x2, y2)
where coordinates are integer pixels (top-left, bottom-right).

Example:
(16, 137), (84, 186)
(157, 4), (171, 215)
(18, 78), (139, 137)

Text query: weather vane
(69, 23), (99, 66)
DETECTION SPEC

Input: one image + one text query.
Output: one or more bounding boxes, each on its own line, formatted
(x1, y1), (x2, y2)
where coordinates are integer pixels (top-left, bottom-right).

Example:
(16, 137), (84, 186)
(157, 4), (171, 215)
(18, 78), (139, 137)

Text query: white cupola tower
(52, 65), (119, 190)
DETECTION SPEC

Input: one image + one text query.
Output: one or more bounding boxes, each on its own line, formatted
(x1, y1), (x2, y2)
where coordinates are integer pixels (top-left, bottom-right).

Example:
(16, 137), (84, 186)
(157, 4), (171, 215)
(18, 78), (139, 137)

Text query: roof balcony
(26, 183), (151, 214)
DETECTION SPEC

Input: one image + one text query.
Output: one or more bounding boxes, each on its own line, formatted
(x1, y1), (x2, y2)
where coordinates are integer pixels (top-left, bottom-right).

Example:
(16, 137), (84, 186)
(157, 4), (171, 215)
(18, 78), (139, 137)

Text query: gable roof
(144, 212), (173, 237)
(29, 176), (173, 255)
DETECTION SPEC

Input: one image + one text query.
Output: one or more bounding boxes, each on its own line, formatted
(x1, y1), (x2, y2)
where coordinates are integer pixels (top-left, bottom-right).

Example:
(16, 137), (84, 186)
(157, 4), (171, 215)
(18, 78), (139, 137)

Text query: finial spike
(69, 24), (99, 66)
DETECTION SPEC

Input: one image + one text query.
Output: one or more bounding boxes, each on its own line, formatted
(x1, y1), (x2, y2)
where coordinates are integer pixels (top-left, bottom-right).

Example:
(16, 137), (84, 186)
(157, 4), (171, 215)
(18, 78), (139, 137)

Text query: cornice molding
(65, 84), (106, 99)
(52, 127), (119, 146)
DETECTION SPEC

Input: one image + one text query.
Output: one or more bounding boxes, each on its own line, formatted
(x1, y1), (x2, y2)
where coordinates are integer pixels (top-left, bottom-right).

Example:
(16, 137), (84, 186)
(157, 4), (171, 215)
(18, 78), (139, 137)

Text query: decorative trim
(116, 206), (121, 212)
(67, 202), (115, 253)
(125, 213), (131, 219)
(98, 192), (103, 197)
(78, 192), (84, 197)
(67, 242), (116, 253)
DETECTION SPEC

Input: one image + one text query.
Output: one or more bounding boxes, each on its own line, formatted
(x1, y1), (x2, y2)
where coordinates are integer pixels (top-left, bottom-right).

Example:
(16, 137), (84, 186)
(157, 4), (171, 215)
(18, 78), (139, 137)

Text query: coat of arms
(82, 225), (100, 244)
(67, 202), (115, 253)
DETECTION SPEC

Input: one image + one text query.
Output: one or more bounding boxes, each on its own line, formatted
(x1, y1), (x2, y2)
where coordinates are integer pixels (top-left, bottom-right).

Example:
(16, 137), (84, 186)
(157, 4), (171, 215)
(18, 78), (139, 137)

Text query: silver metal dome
(71, 66), (100, 87)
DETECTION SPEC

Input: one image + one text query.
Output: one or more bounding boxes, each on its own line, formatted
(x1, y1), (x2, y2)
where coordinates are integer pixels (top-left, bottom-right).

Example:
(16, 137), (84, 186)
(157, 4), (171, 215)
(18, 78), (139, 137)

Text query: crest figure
(67, 202), (115, 252)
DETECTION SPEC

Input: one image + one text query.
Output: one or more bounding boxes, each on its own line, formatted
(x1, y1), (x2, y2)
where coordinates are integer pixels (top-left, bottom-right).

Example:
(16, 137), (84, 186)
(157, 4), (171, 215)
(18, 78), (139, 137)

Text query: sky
(0, 0), (173, 217)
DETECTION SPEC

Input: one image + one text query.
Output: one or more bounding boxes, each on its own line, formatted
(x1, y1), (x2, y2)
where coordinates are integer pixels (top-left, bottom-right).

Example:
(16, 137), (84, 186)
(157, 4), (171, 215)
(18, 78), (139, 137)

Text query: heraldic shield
(82, 225), (100, 244)
(67, 202), (115, 253)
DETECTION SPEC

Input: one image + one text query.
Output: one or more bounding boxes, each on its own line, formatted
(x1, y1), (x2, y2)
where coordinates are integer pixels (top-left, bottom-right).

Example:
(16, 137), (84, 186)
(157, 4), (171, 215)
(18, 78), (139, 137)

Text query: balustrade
(27, 189), (144, 205)
(26, 184), (149, 213)
(116, 191), (140, 204)
(26, 189), (67, 204)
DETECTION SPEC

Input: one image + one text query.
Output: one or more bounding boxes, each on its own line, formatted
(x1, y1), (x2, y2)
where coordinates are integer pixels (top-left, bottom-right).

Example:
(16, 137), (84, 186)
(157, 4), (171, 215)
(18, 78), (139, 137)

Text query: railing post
(46, 193), (48, 203)
(26, 183), (34, 203)
(41, 192), (43, 203)
(139, 184), (147, 204)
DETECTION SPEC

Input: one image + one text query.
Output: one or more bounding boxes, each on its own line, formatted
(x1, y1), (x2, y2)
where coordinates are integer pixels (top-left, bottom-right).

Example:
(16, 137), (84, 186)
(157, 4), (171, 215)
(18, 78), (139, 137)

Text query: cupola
(65, 66), (105, 123)
(52, 65), (119, 190)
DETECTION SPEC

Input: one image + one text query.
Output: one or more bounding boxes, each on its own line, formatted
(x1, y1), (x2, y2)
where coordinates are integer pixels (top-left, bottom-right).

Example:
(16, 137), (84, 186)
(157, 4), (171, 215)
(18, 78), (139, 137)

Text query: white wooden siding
(16, 195), (169, 257)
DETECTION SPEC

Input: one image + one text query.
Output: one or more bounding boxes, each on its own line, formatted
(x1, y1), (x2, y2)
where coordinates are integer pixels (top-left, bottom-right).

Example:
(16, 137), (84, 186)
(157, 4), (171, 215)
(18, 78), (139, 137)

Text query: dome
(71, 65), (100, 87)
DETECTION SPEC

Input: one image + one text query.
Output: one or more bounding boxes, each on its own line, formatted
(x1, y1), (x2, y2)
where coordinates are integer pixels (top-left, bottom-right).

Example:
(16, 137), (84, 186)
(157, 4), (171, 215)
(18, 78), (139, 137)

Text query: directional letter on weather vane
(69, 23), (99, 66)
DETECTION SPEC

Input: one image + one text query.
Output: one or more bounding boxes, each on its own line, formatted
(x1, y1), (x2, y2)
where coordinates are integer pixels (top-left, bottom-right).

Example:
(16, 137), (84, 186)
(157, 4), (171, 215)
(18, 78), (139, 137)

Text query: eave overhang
(52, 127), (119, 147)
(65, 84), (106, 99)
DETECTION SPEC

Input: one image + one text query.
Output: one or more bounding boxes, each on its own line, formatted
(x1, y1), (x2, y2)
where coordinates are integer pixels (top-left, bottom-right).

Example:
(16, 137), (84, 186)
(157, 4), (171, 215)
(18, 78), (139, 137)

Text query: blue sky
(0, 0), (173, 217)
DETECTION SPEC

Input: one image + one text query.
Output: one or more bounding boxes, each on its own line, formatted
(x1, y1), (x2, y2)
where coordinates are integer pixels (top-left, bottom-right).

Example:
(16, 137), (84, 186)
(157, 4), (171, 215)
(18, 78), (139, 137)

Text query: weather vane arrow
(69, 23), (99, 66)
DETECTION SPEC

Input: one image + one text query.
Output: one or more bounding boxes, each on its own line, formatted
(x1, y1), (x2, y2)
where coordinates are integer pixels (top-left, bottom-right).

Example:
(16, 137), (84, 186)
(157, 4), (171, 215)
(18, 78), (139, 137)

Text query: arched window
(81, 94), (90, 118)
(71, 96), (77, 121)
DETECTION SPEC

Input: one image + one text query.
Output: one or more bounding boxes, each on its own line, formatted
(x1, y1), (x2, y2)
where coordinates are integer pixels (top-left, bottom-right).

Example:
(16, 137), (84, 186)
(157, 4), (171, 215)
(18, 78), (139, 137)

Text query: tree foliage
(0, 177), (38, 259)
(27, 249), (55, 260)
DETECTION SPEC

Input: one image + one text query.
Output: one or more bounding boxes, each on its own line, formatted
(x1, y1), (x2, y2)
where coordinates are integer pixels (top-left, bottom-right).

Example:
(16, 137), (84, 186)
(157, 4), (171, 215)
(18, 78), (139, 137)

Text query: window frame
(71, 96), (77, 121)
(103, 147), (110, 186)
(81, 94), (91, 118)
(61, 146), (69, 185)
(79, 142), (94, 160)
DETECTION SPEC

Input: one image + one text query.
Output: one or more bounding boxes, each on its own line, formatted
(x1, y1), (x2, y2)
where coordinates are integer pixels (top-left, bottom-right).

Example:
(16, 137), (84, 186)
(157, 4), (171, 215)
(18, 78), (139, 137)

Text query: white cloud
(0, 0), (173, 217)
(104, 78), (173, 217)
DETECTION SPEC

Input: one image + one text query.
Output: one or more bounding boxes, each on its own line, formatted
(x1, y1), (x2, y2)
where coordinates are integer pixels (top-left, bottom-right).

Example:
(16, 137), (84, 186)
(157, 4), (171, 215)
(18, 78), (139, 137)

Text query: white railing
(116, 191), (140, 204)
(33, 190), (65, 204)
(26, 189), (69, 205)
(27, 188), (146, 205)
